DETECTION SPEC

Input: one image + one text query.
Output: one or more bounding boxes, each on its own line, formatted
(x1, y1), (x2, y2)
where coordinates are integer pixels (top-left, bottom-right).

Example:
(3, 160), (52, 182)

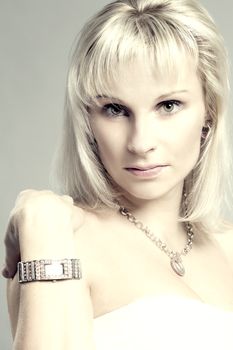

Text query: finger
(14, 189), (53, 208)
(61, 195), (74, 205)
(1, 265), (9, 278)
(1, 264), (13, 279)
(3, 221), (20, 279)
(14, 189), (35, 206)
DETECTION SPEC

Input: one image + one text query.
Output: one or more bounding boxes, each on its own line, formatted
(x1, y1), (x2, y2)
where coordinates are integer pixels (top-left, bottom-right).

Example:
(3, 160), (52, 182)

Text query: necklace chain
(119, 206), (194, 276)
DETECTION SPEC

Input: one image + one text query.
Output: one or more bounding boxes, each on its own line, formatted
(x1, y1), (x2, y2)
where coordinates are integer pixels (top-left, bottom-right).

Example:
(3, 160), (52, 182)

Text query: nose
(127, 117), (157, 155)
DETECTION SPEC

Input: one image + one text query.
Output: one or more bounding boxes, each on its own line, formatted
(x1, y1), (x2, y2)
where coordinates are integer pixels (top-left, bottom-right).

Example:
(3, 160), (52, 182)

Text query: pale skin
(3, 57), (233, 349)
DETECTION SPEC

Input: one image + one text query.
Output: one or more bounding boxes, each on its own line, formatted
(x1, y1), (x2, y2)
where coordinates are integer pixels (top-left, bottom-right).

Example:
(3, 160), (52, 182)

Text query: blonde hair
(55, 0), (232, 233)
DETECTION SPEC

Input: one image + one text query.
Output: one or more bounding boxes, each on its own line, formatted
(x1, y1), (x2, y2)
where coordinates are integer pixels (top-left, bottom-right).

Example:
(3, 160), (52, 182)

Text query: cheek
(90, 116), (128, 159)
(92, 127), (123, 166)
(184, 125), (202, 146)
(172, 119), (203, 164)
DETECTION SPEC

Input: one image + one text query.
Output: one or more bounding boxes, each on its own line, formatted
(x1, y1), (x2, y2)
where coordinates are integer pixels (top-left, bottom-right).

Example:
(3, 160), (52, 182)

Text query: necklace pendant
(170, 254), (185, 277)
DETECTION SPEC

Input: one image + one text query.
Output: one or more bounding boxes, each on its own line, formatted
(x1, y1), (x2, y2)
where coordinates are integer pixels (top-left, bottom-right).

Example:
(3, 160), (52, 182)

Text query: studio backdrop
(0, 1), (232, 348)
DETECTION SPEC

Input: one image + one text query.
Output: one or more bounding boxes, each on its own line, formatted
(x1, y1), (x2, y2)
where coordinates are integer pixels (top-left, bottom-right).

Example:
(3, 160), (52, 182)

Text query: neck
(119, 183), (186, 245)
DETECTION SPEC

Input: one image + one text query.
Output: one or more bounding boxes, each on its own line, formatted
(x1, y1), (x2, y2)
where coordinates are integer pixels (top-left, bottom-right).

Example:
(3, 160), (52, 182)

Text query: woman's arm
(7, 273), (95, 350)
(4, 190), (96, 350)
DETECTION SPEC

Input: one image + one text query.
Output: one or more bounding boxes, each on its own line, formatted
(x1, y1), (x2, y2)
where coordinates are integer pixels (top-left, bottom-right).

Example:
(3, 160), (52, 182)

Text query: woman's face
(89, 57), (205, 202)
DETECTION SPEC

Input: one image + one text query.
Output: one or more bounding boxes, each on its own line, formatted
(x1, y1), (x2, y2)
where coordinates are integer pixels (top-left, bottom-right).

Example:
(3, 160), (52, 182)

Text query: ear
(201, 119), (212, 139)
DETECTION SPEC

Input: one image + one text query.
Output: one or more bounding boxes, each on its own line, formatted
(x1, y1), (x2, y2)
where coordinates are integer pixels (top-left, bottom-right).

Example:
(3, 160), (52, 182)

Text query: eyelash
(101, 100), (183, 118)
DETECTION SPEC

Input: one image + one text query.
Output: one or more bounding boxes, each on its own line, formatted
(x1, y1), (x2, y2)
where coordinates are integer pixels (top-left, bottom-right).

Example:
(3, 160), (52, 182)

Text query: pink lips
(125, 165), (168, 178)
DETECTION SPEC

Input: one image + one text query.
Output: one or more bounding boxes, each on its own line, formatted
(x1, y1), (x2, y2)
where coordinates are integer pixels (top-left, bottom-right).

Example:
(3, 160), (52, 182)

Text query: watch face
(18, 259), (81, 283)
(44, 262), (64, 276)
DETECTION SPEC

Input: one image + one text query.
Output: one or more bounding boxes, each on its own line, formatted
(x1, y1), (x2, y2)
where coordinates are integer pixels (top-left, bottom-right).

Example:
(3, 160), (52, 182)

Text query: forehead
(115, 54), (198, 85)
(82, 38), (200, 107)
(93, 54), (201, 105)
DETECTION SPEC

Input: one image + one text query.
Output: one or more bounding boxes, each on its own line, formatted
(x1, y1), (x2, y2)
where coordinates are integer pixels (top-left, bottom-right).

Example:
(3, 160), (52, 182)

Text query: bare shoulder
(75, 204), (117, 234)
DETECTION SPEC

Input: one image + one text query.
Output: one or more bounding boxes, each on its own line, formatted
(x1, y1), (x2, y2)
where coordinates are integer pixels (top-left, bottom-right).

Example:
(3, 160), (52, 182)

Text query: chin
(123, 186), (172, 202)
(120, 178), (185, 203)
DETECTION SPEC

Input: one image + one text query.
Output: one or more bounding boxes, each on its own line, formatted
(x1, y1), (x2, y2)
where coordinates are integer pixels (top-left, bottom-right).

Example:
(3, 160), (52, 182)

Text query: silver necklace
(119, 206), (194, 277)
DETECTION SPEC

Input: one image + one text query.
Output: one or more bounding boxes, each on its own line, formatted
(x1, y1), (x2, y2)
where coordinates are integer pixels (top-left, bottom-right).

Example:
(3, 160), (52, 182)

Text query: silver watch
(18, 258), (82, 283)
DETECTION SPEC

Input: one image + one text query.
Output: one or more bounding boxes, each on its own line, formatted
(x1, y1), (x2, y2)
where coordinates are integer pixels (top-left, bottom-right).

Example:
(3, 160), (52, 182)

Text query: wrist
(18, 258), (82, 283)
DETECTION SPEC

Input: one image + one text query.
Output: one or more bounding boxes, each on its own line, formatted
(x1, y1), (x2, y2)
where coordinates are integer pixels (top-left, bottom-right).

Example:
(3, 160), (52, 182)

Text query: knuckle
(73, 206), (85, 231)
(61, 195), (74, 204)
(10, 190), (73, 226)
(15, 189), (37, 207)
(15, 190), (56, 208)
(16, 189), (35, 200)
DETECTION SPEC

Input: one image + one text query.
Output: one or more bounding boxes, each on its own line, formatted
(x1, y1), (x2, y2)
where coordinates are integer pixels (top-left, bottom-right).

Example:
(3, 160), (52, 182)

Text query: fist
(2, 190), (84, 279)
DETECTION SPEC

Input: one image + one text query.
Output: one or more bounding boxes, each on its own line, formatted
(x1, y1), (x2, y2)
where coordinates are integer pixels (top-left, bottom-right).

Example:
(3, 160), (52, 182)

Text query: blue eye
(158, 100), (182, 115)
(102, 103), (129, 117)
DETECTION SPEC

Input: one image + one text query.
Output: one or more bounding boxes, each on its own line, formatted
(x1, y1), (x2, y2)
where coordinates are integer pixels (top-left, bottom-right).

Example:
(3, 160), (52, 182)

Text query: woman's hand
(2, 190), (84, 279)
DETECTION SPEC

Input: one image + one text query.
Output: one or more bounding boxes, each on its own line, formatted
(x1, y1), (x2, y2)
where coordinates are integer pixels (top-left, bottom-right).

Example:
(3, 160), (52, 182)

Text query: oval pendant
(170, 256), (185, 276)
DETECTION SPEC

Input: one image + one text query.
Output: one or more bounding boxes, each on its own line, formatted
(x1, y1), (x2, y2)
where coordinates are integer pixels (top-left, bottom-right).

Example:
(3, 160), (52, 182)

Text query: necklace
(119, 206), (194, 277)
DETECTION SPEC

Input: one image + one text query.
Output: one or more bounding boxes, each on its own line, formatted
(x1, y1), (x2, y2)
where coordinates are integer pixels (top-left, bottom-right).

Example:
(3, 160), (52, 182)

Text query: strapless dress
(94, 295), (233, 350)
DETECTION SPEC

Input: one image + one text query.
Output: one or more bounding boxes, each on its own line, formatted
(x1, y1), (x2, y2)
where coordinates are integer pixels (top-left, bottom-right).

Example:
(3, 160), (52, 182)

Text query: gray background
(0, 1), (232, 348)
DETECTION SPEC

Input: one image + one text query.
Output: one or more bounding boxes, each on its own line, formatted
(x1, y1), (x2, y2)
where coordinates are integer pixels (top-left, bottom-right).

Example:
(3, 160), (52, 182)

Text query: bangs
(76, 14), (199, 108)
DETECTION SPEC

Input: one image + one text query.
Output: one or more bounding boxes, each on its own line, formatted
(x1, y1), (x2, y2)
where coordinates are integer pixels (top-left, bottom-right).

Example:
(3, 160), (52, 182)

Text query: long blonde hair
(55, 0), (232, 233)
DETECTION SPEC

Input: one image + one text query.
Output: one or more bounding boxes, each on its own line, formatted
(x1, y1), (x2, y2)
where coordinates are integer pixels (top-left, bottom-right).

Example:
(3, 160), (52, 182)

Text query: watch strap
(18, 258), (82, 283)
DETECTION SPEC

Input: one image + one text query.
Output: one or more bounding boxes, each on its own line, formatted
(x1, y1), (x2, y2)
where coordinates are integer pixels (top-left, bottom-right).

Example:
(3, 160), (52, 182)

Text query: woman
(3, 0), (233, 349)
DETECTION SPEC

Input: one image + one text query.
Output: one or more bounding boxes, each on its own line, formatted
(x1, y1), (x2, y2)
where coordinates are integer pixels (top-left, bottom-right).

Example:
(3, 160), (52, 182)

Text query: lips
(125, 164), (167, 171)
(124, 164), (168, 178)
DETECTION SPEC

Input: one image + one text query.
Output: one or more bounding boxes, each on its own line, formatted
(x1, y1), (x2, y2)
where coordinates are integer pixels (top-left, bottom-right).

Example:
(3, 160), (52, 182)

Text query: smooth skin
(3, 57), (233, 349)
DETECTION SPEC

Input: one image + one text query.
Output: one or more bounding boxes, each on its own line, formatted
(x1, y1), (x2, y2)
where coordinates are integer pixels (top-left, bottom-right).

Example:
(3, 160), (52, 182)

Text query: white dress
(94, 295), (233, 350)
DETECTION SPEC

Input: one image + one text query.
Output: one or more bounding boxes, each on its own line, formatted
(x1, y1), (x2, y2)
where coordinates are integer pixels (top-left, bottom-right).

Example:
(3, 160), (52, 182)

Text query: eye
(102, 103), (129, 117)
(157, 100), (182, 115)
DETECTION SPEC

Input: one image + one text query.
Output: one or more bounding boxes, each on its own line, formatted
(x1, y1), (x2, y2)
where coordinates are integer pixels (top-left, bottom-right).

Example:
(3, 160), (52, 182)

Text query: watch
(18, 258), (82, 283)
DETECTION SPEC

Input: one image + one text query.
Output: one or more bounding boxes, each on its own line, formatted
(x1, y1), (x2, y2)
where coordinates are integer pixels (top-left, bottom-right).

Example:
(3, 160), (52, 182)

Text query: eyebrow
(96, 90), (189, 103)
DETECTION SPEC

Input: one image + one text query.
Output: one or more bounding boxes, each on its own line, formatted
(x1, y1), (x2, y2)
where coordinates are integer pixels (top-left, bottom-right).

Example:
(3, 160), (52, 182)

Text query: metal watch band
(18, 258), (82, 283)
